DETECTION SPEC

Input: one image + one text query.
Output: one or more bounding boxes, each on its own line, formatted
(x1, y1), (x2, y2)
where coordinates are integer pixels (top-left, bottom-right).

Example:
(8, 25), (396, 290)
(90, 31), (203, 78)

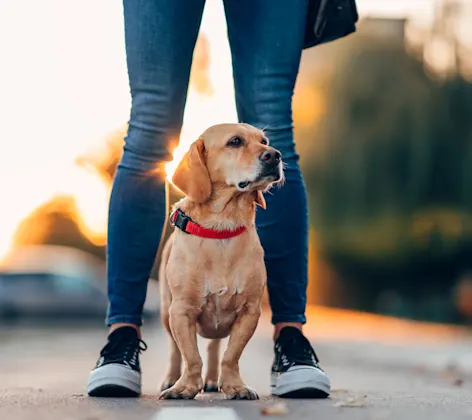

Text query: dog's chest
(198, 280), (245, 332)
(205, 280), (244, 310)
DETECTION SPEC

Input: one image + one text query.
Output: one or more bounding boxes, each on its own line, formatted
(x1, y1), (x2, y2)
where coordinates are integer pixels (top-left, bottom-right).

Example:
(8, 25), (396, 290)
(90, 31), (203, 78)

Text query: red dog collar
(170, 209), (247, 239)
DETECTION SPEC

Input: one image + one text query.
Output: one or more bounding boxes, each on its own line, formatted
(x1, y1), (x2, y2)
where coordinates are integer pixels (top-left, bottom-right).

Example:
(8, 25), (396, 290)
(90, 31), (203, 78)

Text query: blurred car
(0, 245), (159, 322)
(0, 271), (108, 320)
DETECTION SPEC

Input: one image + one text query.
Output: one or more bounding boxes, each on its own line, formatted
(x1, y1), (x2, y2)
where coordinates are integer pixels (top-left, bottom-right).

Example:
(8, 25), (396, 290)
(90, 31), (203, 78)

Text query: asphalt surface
(2, 308), (472, 420)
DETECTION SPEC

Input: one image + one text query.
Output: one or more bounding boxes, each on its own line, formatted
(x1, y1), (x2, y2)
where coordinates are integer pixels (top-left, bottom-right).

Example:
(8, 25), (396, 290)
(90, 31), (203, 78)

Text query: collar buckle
(170, 208), (191, 233)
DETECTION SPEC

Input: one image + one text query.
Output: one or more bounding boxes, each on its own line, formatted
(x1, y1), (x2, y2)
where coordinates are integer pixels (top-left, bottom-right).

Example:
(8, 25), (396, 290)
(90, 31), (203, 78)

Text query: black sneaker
(271, 327), (330, 398)
(87, 326), (147, 397)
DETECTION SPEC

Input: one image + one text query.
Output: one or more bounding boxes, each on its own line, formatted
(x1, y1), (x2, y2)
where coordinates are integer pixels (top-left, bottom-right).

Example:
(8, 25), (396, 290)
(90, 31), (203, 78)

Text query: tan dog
(159, 123), (284, 400)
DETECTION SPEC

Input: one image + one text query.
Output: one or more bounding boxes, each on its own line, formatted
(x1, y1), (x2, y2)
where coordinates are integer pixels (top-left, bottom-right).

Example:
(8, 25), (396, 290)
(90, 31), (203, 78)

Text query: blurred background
(0, 0), (472, 328)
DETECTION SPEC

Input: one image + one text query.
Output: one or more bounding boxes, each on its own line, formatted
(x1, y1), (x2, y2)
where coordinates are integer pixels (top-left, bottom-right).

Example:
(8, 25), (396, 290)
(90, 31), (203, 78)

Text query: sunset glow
(0, 0), (450, 261)
(0, 1), (237, 260)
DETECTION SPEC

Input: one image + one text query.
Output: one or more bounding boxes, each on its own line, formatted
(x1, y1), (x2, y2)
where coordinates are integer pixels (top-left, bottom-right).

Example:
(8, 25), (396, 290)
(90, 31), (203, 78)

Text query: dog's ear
(171, 138), (211, 203)
(254, 190), (266, 209)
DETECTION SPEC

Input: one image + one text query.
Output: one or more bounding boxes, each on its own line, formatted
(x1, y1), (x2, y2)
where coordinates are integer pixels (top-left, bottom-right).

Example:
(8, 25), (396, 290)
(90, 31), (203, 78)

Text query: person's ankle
(273, 322), (303, 341)
(109, 323), (141, 338)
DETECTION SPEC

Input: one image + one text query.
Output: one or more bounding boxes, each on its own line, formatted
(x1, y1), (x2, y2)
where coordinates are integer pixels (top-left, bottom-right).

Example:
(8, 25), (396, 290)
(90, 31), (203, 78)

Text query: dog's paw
(159, 381), (203, 400)
(160, 379), (178, 392)
(203, 380), (219, 393)
(221, 384), (259, 400)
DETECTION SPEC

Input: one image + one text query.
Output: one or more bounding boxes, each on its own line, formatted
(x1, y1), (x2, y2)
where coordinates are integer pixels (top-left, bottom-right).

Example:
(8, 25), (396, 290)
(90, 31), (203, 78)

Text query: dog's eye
(261, 138), (268, 145)
(227, 137), (243, 147)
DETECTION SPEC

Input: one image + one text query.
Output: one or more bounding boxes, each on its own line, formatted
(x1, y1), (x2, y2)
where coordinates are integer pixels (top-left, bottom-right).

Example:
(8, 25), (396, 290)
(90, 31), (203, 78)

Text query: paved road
(2, 308), (472, 420)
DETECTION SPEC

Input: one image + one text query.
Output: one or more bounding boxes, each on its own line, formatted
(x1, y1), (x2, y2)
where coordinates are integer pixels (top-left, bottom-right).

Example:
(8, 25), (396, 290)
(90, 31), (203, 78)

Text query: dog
(158, 123), (284, 400)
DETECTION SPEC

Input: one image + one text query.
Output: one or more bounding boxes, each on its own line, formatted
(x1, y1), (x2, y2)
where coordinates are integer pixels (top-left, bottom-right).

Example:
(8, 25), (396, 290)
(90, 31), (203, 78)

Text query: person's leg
(88, 0), (205, 398)
(224, 0), (308, 330)
(224, 0), (330, 398)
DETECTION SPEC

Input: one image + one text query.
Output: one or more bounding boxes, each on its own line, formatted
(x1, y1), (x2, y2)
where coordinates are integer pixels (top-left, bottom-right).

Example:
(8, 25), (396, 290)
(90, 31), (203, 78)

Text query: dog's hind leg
(159, 236), (182, 391)
(204, 339), (221, 392)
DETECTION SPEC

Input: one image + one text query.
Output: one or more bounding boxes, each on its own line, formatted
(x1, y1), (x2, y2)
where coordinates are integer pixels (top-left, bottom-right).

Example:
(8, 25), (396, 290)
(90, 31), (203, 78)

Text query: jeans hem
(271, 314), (306, 325)
(106, 315), (143, 327)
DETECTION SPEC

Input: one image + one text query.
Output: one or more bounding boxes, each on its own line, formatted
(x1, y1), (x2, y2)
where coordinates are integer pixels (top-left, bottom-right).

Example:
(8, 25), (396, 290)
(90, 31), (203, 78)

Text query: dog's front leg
(159, 300), (203, 400)
(219, 301), (260, 400)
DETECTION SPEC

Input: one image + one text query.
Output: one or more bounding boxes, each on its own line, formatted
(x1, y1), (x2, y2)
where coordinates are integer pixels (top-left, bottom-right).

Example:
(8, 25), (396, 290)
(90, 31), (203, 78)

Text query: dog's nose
(259, 149), (281, 166)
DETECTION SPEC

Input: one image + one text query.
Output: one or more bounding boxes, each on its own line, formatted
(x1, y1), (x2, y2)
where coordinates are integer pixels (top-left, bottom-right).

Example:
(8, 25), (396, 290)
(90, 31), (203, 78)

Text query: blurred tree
(296, 17), (472, 321)
(75, 126), (127, 185)
(12, 196), (106, 261)
(11, 127), (128, 263)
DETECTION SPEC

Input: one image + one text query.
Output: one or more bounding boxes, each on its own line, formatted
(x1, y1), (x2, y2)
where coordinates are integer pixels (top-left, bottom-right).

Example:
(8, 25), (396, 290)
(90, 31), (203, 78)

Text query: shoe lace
(278, 332), (319, 366)
(101, 337), (148, 364)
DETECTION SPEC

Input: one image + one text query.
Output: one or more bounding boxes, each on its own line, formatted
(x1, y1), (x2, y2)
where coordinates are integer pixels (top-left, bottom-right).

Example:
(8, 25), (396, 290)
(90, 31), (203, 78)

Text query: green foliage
(304, 31), (472, 283)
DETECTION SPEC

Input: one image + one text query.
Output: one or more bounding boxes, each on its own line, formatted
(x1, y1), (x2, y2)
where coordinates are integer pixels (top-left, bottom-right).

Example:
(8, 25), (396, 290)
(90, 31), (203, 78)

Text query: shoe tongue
(108, 326), (139, 341)
(278, 326), (304, 340)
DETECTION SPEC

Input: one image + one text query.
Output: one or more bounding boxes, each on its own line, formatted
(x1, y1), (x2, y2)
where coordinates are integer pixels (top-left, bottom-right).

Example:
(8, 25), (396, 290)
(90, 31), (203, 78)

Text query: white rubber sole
(271, 366), (331, 398)
(87, 363), (141, 397)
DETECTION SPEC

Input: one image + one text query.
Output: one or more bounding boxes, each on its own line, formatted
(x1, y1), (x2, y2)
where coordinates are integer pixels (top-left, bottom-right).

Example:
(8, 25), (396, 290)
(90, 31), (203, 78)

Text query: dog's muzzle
(259, 149), (282, 180)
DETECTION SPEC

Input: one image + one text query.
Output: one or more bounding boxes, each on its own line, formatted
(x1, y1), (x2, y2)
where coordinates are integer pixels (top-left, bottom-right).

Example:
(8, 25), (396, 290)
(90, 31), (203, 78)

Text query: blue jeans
(107, 0), (309, 326)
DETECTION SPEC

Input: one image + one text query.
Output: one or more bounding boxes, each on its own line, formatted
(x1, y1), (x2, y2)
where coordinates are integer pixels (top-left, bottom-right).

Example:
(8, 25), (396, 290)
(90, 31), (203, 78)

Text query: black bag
(303, 0), (359, 49)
